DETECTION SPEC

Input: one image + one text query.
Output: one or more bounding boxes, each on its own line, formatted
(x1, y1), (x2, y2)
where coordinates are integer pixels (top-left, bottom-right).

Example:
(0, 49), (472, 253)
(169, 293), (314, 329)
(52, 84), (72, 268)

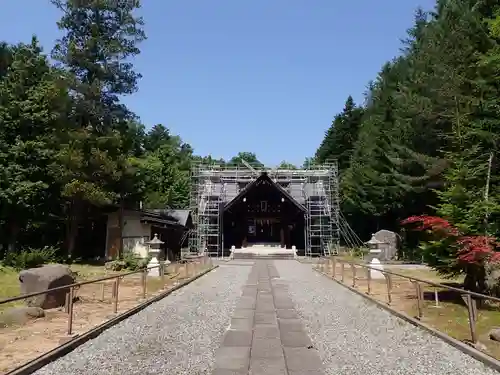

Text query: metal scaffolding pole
(189, 161), (340, 258)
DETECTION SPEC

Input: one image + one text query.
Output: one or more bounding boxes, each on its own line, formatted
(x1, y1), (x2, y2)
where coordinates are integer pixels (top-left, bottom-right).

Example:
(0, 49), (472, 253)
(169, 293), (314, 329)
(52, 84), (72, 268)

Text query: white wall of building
(106, 210), (151, 258)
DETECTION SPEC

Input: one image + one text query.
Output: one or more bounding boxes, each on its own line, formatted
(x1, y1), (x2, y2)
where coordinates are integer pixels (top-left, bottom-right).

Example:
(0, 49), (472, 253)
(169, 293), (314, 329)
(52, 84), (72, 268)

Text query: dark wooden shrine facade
(223, 172), (306, 249)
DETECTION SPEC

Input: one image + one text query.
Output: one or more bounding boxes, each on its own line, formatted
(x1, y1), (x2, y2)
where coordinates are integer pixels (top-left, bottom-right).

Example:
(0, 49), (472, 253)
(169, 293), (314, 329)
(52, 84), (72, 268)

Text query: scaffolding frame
(303, 162), (340, 257)
(189, 161), (340, 258)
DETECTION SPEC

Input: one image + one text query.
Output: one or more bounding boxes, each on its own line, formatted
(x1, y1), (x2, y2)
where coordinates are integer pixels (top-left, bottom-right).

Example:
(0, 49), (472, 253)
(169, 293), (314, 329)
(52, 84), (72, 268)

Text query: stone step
(232, 253), (295, 260)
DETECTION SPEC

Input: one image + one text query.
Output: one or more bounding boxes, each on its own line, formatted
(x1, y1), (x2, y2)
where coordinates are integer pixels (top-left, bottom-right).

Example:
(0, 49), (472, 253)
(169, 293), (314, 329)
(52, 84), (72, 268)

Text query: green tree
(229, 152), (264, 168)
(51, 0), (146, 258)
(315, 95), (364, 172)
(277, 161), (297, 169)
(0, 38), (68, 254)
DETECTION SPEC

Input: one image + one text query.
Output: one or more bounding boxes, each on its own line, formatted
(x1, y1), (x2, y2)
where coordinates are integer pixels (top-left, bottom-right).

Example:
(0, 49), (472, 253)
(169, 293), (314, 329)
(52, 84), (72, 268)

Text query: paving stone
(214, 346), (250, 372)
(276, 309), (299, 319)
(257, 285), (272, 293)
(242, 287), (258, 297)
(257, 289), (273, 295)
(251, 338), (283, 358)
(283, 347), (324, 371)
(212, 261), (325, 375)
(212, 369), (247, 375)
(268, 270), (280, 279)
(236, 296), (256, 309)
(278, 318), (304, 332)
(255, 312), (277, 325)
(272, 284), (288, 291)
(255, 302), (275, 313)
(280, 330), (313, 347)
(249, 357), (287, 375)
(274, 299), (294, 309)
(288, 370), (325, 375)
(223, 330), (253, 347)
(231, 317), (254, 331)
(232, 309), (255, 320)
(254, 324), (280, 339)
(272, 290), (290, 299)
(256, 295), (274, 303)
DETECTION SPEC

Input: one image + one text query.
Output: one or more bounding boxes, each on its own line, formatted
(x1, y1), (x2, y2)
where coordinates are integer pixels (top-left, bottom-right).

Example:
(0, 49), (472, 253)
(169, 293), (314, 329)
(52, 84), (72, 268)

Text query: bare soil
(0, 262), (208, 374)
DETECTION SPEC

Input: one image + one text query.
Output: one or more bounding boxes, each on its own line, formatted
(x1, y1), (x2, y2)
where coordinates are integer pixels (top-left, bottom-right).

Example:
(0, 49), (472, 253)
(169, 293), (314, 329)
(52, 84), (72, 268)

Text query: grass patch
(404, 298), (500, 359)
(0, 263), (113, 311)
(390, 267), (463, 283)
(0, 266), (22, 310)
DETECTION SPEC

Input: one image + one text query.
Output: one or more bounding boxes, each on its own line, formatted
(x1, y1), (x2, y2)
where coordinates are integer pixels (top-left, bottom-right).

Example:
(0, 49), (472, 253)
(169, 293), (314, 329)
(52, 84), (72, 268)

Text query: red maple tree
(401, 215), (460, 236)
(401, 215), (500, 265)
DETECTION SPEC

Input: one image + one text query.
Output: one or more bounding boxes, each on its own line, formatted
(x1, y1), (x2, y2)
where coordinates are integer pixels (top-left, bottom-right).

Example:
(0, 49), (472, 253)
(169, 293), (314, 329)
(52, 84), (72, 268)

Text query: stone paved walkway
(212, 260), (325, 375)
(31, 259), (498, 375)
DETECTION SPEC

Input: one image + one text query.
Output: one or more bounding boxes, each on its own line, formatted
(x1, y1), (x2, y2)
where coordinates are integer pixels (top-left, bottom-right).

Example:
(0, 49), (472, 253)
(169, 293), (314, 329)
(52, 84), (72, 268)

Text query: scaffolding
(303, 162), (340, 257)
(189, 161), (340, 257)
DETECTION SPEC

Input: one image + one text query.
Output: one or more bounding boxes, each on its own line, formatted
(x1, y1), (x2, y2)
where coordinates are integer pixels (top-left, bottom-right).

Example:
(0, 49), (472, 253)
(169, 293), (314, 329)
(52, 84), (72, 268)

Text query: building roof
(140, 211), (183, 228)
(198, 180), (330, 206)
(224, 172), (307, 212)
(146, 209), (192, 227)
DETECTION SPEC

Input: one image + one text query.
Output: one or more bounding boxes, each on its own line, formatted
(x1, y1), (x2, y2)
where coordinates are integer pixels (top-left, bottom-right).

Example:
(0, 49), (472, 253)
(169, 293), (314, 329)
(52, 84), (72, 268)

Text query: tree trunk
(4, 220), (20, 257)
(66, 199), (82, 261)
(118, 197), (125, 259)
(463, 264), (487, 294)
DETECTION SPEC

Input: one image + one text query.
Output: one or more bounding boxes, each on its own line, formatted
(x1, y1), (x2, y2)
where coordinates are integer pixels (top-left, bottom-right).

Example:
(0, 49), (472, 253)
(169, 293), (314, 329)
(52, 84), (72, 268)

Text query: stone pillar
(145, 234), (166, 277)
(365, 234), (384, 279)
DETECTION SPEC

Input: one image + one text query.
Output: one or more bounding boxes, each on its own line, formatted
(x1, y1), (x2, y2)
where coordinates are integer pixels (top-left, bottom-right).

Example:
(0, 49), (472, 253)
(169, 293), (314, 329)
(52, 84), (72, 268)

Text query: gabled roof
(224, 172), (306, 212)
(146, 209), (192, 227)
(140, 211), (184, 228)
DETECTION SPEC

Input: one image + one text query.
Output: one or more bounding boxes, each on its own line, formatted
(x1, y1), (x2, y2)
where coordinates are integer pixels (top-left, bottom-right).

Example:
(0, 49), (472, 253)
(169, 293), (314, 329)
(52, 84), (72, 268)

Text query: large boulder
(0, 306), (45, 327)
(490, 328), (500, 342)
(19, 264), (76, 309)
(374, 229), (400, 261)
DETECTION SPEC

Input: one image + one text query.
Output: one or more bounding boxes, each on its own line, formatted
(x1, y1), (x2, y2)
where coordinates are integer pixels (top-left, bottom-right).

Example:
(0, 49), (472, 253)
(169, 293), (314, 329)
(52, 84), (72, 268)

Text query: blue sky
(0, 0), (435, 167)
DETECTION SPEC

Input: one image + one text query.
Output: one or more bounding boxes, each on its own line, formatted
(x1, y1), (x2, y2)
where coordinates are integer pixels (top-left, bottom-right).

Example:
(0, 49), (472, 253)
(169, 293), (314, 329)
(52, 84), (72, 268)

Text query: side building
(189, 163), (340, 257)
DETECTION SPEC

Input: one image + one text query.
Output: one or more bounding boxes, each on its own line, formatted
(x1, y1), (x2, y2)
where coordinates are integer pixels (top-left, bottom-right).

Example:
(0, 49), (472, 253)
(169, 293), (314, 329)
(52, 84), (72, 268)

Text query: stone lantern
(365, 234), (384, 279)
(145, 234), (164, 277)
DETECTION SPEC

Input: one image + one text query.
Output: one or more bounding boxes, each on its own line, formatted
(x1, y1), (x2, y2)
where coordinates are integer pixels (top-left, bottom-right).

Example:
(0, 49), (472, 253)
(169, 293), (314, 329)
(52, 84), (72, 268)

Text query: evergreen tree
(50, 0), (146, 257)
(316, 95), (364, 172)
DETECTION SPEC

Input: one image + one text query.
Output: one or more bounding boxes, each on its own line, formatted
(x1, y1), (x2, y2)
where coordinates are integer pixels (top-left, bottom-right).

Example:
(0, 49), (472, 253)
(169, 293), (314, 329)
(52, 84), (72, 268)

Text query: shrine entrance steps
(231, 244), (296, 260)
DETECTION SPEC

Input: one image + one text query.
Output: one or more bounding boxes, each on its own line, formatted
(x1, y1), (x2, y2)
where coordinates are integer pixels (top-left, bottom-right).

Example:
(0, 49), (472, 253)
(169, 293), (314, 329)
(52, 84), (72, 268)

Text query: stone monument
(374, 229), (399, 260)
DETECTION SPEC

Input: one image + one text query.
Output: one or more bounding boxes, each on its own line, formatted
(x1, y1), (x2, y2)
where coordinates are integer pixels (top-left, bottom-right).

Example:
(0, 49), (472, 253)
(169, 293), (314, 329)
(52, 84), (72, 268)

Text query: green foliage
(315, 95), (364, 171)
(3, 246), (58, 271)
(352, 246), (370, 258)
(0, 0), (272, 262)
(277, 161), (297, 169)
(229, 152), (264, 168)
(313, 2), (500, 247)
(105, 252), (151, 271)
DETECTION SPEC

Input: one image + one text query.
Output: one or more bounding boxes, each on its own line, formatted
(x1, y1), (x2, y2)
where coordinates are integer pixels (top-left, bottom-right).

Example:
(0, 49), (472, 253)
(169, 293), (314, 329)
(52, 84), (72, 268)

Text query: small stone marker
(145, 234), (164, 277)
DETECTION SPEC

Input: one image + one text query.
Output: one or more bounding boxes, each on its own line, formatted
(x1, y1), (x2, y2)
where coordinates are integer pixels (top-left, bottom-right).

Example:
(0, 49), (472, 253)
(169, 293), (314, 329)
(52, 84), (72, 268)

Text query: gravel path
(33, 264), (252, 375)
(275, 260), (498, 375)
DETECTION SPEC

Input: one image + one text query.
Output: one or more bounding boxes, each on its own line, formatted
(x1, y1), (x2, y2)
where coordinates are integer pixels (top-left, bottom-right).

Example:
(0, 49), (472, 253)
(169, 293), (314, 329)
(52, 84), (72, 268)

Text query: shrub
(3, 246), (58, 270)
(123, 252), (151, 271)
(353, 246), (369, 258)
(104, 259), (127, 271)
(104, 252), (152, 272)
